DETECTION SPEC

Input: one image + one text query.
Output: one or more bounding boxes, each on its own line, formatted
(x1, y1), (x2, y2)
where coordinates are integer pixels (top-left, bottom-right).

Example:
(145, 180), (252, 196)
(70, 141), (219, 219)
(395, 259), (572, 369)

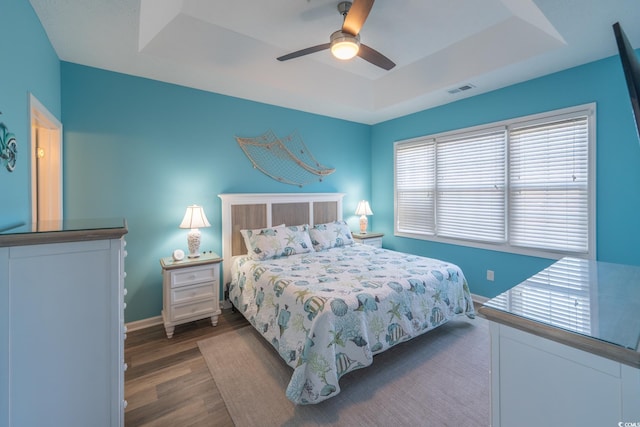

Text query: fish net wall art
(236, 130), (335, 187)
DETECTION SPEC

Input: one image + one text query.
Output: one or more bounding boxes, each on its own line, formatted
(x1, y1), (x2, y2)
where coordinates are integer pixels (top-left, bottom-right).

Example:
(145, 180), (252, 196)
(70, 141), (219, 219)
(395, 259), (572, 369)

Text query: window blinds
(509, 116), (590, 254)
(437, 130), (506, 242)
(394, 105), (593, 257)
(396, 140), (435, 235)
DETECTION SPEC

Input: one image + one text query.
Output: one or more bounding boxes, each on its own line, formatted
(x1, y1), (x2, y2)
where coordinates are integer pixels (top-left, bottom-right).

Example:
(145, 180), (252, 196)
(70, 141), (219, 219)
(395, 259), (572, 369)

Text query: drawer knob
(123, 363), (128, 371)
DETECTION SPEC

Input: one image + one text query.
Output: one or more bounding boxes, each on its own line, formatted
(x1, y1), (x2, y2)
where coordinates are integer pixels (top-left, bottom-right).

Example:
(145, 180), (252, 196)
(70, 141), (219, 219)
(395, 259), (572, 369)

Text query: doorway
(30, 94), (63, 228)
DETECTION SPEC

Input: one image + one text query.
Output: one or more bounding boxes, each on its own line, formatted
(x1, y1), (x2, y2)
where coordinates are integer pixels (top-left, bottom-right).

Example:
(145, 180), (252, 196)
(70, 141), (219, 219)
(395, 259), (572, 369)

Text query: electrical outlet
(487, 270), (495, 281)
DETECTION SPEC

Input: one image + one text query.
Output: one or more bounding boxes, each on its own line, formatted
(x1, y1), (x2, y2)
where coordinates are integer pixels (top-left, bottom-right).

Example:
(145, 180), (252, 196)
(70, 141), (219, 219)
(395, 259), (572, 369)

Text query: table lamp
(355, 200), (373, 234)
(179, 205), (211, 258)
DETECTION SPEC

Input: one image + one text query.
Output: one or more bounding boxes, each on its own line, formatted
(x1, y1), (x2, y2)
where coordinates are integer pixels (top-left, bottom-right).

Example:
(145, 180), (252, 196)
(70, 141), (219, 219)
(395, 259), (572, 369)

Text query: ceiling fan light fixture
(330, 31), (360, 60)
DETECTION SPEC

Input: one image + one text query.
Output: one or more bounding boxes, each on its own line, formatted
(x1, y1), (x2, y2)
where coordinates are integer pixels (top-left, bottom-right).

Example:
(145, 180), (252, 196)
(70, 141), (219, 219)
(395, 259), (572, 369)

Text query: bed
(219, 193), (475, 405)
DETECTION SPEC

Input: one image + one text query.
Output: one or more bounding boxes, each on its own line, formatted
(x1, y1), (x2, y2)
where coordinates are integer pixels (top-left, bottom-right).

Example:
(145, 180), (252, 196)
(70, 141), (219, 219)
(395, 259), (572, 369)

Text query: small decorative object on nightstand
(160, 252), (222, 338)
(352, 232), (384, 248)
(355, 200), (373, 233)
(179, 205), (211, 258)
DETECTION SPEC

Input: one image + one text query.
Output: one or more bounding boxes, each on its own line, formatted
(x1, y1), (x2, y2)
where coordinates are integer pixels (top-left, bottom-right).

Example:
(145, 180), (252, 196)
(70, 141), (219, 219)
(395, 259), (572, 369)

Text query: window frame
(393, 103), (596, 260)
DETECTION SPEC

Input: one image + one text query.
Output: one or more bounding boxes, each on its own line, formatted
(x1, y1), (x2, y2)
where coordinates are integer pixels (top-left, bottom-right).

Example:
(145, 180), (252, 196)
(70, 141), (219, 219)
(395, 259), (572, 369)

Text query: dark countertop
(0, 218), (128, 247)
(478, 257), (640, 368)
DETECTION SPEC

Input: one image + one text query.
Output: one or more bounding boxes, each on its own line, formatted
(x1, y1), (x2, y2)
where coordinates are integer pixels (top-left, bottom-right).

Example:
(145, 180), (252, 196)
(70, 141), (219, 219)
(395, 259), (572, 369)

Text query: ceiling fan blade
(342, 0), (374, 36)
(277, 43), (331, 62)
(358, 44), (396, 70)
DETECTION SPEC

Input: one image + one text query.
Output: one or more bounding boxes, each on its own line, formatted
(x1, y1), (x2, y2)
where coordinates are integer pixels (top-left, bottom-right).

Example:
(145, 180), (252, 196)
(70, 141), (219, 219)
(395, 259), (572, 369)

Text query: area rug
(198, 317), (489, 427)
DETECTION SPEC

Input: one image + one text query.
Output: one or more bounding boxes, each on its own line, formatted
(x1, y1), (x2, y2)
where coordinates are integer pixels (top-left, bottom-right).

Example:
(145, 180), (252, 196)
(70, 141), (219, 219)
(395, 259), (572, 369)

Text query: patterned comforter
(229, 244), (475, 404)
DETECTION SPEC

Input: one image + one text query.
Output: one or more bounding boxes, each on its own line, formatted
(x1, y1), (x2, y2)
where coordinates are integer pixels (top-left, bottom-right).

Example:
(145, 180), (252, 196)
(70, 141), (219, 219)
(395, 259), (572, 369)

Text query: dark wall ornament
(0, 116), (17, 172)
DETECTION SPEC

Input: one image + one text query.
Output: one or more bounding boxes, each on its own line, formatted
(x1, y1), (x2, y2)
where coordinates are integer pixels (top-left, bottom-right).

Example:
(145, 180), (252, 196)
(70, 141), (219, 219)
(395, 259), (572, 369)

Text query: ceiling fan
(277, 0), (396, 70)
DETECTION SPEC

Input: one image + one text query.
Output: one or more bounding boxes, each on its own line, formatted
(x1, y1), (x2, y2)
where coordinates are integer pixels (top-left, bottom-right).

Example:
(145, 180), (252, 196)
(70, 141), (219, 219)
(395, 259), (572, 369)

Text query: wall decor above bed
(235, 130), (335, 187)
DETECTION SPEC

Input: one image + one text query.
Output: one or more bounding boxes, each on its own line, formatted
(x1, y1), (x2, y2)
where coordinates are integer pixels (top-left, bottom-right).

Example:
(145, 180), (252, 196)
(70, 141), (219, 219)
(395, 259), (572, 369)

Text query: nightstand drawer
(172, 298), (216, 321)
(352, 233), (384, 248)
(171, 266), (215, 288)
(172, 282), (215, 304)
(359, 237), (382, 248)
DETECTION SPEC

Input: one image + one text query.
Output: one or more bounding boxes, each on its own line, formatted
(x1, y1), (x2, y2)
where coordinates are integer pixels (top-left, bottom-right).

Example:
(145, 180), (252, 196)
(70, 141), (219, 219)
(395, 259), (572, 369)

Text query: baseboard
(126, 315), (163, 332)
(472, 293), (489, 305)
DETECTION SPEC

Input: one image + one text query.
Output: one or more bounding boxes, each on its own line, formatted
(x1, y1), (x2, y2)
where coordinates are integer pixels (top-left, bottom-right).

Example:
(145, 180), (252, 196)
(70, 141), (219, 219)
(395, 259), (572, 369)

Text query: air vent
(447, 84), (476, 95)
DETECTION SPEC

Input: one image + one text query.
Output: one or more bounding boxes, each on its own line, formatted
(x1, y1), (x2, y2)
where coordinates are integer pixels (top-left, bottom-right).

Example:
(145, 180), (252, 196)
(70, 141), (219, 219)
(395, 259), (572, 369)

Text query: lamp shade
(179, 205), (211, 229)
(355, 200), (373, 216)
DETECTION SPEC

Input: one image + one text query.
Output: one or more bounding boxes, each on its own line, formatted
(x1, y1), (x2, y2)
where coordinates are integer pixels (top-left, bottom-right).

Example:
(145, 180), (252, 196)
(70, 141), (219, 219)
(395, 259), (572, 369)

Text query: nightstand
(160, 252), (222, 338)
(352, 232), (384, 248)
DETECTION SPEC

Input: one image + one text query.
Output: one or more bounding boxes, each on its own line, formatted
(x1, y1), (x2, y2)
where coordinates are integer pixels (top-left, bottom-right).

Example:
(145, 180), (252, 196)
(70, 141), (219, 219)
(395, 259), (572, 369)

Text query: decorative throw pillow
(281, 224), (314, 256)
(240, 224), (285, 261)
(309, 220), (354, 251)
(241, 224), (313, 260)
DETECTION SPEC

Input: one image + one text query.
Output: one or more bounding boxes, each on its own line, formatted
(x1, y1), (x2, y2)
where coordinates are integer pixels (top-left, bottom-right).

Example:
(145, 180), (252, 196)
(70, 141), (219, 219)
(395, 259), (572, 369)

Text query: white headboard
(218, 193), (345, 286)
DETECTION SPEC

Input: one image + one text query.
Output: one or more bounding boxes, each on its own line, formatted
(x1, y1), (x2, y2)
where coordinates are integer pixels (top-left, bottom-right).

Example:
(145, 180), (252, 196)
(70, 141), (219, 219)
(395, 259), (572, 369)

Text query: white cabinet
(0, 220), (127, 427)
(161, 252), (222, 338)
(480, 257), (640, 427)
(486, 322), (640, 427)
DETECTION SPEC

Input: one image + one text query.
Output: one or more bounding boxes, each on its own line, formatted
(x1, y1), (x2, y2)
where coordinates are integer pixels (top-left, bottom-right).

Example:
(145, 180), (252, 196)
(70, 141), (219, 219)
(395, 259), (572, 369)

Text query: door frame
(29, 94), (63, 225)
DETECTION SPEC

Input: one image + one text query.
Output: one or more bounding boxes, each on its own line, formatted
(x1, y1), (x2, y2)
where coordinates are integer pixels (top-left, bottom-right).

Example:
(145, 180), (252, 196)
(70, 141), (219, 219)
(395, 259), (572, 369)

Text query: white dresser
(479, 257), (640, 427)
(161, 252), (222, 338)
(0, 219), (128, 427)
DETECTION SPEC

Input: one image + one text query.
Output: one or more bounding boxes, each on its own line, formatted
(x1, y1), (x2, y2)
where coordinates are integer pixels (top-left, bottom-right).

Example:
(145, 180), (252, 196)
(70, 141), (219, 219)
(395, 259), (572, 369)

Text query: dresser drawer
(172, 298), (216, 321)
(172, 282), (215, 304)
(170, 265), (216, 288)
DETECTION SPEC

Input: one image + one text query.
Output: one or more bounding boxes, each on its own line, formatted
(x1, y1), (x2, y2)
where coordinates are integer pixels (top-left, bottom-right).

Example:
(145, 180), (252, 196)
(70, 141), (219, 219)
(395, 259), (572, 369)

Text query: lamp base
(187, 228), (202, 258)
(359, 215), (368, 234)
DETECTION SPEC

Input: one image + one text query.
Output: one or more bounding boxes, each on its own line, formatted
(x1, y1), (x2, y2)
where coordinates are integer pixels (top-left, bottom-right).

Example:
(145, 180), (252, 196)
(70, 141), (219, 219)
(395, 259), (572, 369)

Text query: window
(394, 104), (595, 258)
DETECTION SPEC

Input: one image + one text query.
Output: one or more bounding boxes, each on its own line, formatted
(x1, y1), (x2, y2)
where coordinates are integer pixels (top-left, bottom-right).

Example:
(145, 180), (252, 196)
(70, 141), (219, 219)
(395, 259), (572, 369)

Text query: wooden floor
(125, 301), (485, 426)
(124, 309), (249, 426)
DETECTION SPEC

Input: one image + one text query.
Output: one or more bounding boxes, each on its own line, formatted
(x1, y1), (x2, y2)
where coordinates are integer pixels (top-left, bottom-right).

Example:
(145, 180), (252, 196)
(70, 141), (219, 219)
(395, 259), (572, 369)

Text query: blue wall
(1, 1), (61, 423)
(61, 63), (372, 322)
(371, 54), (640, 298)
(0, 0), (61, 226)
(5, 1), (640, 322)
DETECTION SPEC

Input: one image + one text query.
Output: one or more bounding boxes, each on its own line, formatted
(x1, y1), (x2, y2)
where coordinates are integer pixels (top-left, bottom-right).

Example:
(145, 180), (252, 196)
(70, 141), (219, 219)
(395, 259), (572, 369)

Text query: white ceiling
(29, 0), (640, 124)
